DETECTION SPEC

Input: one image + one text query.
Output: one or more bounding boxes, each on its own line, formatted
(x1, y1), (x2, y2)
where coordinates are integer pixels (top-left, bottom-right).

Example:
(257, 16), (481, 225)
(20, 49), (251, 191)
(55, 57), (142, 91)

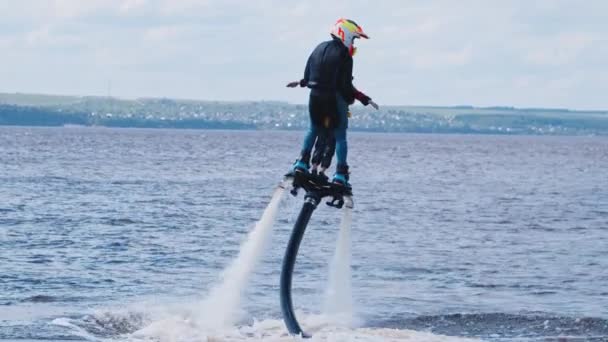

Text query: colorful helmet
(330, 18), (369, 56)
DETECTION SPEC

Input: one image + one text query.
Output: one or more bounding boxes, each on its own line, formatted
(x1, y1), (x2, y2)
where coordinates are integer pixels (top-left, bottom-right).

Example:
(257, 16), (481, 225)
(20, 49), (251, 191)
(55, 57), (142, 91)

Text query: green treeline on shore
(1, 93), (607, 135)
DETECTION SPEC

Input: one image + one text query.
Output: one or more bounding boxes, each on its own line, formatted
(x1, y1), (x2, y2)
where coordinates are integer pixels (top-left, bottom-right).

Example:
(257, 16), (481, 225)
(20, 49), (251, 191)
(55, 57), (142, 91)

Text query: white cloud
(0, 0), (606, 109)
(523, 32), (598, 66)
(143, 25), (187, 42)
(119, 0), (147, 14)
(24, 26), (52, 46)
(157, 0), (213, 15)
(401, 46), (474, 69)
(0, 36), (15, 49)
(49, 0), (116, 19)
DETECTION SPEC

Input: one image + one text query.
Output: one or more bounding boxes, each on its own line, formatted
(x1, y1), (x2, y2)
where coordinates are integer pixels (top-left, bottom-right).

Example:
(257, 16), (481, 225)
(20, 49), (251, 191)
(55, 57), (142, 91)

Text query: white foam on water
(128, 313), (480, 342)
(51, 317), (102, 341)
(53, 307), (480, 342)
(193, 184), (288, 330)
(323, 207), (355, 327)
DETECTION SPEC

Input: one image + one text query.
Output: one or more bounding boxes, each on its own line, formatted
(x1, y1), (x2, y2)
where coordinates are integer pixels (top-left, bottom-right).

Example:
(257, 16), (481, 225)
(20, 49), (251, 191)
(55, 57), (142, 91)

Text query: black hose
(280, 196), (318, 338)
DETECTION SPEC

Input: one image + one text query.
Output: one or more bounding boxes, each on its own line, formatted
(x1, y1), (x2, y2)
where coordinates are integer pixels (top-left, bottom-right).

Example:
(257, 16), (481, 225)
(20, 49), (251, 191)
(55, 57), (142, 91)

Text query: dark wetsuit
(298, 37), (354, 173)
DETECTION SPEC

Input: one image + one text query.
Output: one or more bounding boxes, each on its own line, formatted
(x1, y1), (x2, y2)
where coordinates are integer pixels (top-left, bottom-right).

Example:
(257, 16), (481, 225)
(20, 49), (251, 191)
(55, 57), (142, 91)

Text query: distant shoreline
(2, 91), (606, 113)
(3, 124), (608, 139)
(2, 93), (607, 136)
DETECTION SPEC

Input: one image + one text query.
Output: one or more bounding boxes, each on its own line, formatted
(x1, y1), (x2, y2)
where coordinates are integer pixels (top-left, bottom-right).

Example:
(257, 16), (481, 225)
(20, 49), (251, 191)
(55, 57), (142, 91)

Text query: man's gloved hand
(286, 81), (300, 88)
(369, 100), (379, 110)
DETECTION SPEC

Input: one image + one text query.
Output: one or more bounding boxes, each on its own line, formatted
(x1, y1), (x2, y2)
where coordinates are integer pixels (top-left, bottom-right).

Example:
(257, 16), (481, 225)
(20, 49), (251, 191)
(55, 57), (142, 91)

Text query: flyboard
(279, 170), (353, 338)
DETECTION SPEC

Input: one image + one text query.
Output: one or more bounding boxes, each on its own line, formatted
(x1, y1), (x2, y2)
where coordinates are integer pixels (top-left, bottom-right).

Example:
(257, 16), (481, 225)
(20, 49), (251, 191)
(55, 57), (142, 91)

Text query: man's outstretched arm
(353, 87), (379, 110)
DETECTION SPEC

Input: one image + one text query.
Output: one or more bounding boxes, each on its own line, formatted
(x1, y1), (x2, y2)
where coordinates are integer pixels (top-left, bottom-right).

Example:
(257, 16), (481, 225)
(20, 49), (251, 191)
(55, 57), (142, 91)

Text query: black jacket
(300, 37), (355, 104)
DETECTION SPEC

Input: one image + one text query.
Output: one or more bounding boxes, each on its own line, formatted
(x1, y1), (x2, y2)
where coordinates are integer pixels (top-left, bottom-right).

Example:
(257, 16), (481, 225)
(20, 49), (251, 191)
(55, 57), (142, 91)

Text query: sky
(0, 0), (606, 110)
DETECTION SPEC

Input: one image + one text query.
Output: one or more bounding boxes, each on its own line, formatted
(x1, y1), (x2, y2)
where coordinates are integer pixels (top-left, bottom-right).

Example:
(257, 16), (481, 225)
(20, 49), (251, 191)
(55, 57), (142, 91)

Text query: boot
(332, 164), (350, 187)
(290, 159), (309, 174)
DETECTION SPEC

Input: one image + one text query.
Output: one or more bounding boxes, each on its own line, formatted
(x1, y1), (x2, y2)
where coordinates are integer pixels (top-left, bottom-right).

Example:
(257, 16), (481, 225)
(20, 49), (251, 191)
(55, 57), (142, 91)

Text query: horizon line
(1, 91), (606, 113)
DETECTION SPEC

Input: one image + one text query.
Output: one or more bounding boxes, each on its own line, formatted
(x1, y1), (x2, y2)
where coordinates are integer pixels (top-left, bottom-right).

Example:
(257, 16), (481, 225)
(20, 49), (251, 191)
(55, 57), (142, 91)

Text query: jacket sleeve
(353, 87), (371, 106)
(300, 55), (311, 87)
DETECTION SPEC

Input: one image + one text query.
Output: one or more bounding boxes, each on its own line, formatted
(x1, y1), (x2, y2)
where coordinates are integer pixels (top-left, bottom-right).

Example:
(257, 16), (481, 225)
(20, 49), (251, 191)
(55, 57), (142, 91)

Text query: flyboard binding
(279, 169), (354, 338)
(282, 169), (354, 209)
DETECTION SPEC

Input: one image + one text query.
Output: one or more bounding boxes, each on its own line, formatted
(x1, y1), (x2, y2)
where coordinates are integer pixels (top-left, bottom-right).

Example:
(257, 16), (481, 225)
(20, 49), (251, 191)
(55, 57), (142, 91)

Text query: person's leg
(311, 134), (326, 172)
(298, 125), (317, 166)
(333, 93), (349, 170)
(320, 131), (335, 171)
(293, 93), (323, 171)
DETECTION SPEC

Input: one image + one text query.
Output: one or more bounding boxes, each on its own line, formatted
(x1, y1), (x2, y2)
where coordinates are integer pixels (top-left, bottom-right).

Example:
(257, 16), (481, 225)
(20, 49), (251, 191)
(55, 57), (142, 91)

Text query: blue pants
(300, 92), (348, 170)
